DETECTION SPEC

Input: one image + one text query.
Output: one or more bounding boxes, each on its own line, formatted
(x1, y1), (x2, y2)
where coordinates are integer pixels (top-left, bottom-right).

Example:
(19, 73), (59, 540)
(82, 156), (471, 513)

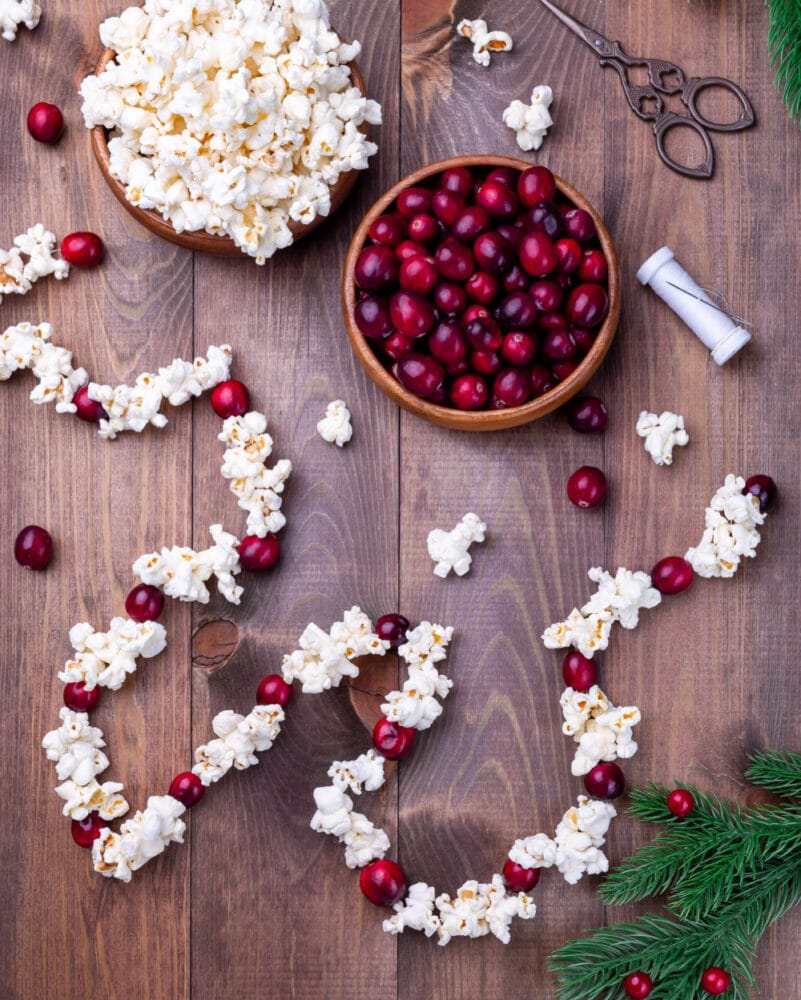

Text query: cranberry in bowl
(342, 156), (619, 431)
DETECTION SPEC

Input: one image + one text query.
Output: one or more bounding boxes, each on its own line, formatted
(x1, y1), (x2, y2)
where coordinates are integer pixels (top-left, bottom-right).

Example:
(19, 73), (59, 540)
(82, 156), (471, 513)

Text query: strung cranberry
(359, 859), (408, 907)
(211, 379), (250, 418)
(446, 359), (470, 376)
(743, 474), (777, 512)
(440, 166), (474, 199)
(498, 291), (538, 329)
(396, 354), (445, 400)
(238, 533), (280, 571)
(541, 328), (576, 363)
(651, 556), (694, 595)
(73, 384), (106, 422)
(502, 264), (529, 292)
(556, 238), (583, 274)
(519, 231), (559, 277)
(562, 651), (597, 691)
(256, 673), (293, 707)
(390, 290), (435, 337)
(465, 316), (503, 352)
(354, 244), (398, 291)
(667, 788), (695, 818)
(473, 231), (514, 275)
(396, 186), (432, 219)
(464, 303), (491, 325)
(570, 326), (595, 354)
(125, 583), (165, 622)
(502, 331), (536, 367)
(623, 971), (653, 999)
(375, 612), (410, 648)
(355, 296), (393, 339)
(429, 321), (468, 363)
(567, 466), (607, 509)
(71, 813), (108, 848)
(700, 968), (731, 995)
(373, 717), (415, 760)
(168, 772), (206, 808)
(493, 368), (530, 408)
(518, 165), (556, 207)
(64, 682), (100, 712)
(578, 248), (608, 283)
(539, 310), (569, 331)
(552, 360), (579, 381)
(450, 373), (488, 410)
(562, 207), (597, 243)
(567, 395), (607, 433)
(434, 238), (475, 281)
(486, 166), (519, 189)
(433, 281), (467, 315)
(399, 255), (438, 294)
(526, 201), (564, 239)
(465, 271), (499, 305)
(496, 223), (524, 250)
(395, 239), (427, 261)
(384, 332), (413, 360)
(26, 101), (65, 143)
(431, 189), (466, 226)
(567, 283), (608, 328)
(584, 761), (625, 799)
(531, 365), (556, 396)
(530, 279), (564, 313)
(406, 213), (438, 244)
(368, 213), (405, 247)
(14, 524), (53, 570)
(452, 205), (491, 242)
(61, 231), (105, 268)
(470, 349), (502, 376)
(476, 180), (519, 220)
(502, 858), (540, 893)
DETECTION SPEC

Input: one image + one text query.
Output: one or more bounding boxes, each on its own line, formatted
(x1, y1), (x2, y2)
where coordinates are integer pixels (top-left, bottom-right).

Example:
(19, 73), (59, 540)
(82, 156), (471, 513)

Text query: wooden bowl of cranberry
(342, 156), (619, 430)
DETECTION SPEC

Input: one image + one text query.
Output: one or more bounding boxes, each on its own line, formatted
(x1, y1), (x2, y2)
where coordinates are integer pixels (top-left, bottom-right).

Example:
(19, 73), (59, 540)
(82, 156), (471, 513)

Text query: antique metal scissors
(536, 0), (755, 179)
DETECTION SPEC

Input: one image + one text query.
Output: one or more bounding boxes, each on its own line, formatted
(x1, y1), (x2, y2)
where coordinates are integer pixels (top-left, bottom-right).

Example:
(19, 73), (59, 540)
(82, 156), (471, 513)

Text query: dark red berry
(27, 102), (65, 143)
(64, 682), (100, 712)
(651, 557), (693, 595)
(210, 380), (250, 418)
(14, 524), (53, 570)
(567, 395), (607, 433)
(237, 534), (280, 571)
(743, 474), (777, 512)
(584, 762), (625, 799)
(168, 771), (206, 808)
(623, 971), (653, 999)
(359, 859), (408, 907)
(256, 673), (293, 707)
(375, 613), (410, 648)
(667, 788), (695, 818)
(373, 717), (415, 760)
(502, 858), (540, 893)
(562, 651), (597, 691)
(517, 166), (556, 207)
(71, 813), (108, 848)
(73, 385), (106, 423)
(700, 967), (731, 995)
(567, 467), (607, 509)
(60, 232), (105, 268)
(125, 584), (165, 622)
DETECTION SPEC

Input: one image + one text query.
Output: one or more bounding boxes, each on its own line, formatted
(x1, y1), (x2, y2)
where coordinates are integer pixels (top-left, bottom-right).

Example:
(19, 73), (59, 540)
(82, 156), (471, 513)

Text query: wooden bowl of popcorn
(342, 155), (619, 431)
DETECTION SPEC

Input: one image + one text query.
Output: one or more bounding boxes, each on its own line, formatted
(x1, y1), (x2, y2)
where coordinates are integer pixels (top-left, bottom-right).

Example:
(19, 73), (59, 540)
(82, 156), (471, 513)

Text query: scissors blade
(535, 0), (613, 58)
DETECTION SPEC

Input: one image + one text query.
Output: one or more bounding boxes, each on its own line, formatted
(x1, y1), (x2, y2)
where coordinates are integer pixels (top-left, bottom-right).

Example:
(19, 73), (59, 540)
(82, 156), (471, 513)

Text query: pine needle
(767, 0), (801, 123)
(746, 748), (801, 799)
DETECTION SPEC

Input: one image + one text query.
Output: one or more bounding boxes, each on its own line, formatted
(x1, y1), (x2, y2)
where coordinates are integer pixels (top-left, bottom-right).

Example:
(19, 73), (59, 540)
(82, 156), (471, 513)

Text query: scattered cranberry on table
(623, 971), (653, 999)
(375, 613), (410, 648)
(63, 681), (100, 713)
(73, 385), (106, 423)
(26, 101), (64, 144)
(651, 556), (694, 595)
(125, 583), (165, 622)
(256, 673), (293, 707)
(71, 812), (108, 848)
(359, 859), (408, 907)
(210, 379), (250, 418)
(562, 650), (597, 691)
(237, 533), (280, 571)
(567, 466), (607, 509)
(584, 761), (626, 799)
(14, 524), (53, 570)
(743, 474), (777, 512)
(372, 717), (415, 760)
(168, 771), (206, 808)
(667, 788), (695, 818)
(566, 395), (608, 433)
(502, 858), (541, 893)
(700, 967), (731, 995)
(60, 231), (105, 268)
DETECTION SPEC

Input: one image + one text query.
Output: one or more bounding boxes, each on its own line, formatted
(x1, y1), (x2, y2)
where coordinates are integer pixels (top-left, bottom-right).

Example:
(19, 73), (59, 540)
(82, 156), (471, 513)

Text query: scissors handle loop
(653, 112), (715, 179)
(682, 76), (756, 131)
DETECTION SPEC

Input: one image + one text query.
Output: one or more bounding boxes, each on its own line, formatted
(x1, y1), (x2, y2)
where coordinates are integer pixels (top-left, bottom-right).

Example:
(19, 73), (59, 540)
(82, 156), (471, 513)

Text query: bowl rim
(342, 154), (620, 431)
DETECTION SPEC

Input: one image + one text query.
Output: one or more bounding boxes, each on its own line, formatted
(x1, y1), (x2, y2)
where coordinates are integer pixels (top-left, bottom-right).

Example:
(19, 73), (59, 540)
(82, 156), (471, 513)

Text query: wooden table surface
(2, 1), (799, 998)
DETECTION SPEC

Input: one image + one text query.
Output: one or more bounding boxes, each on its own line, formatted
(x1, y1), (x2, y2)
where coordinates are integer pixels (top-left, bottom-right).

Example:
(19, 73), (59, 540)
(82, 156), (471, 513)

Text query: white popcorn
(636, 410), (689, 466)
(0, 0), (40, 43)
(328, 750), (385, 795)
(560, 685), (641, 776)
(381, 623), (454, 731)
(317, 398), (352, 447)
(54, 778), (129, 821)
(132, 523), (242, 605)
(56, 618), (166, 692)
(503, 85), (554, 152)
(542, 607), (613, 658)
(508, 832), (559, 871)
(434, 875), (535, 946)
(0, 321), (87, 414)
(456, 18), (512, 67)
(686, 474), (766, 578)
(191, 703), (284, 786)
(426, 512), (486, 579)
(397, 621), (454, 667)
(383, 882), (441, 938)
(92, 795), (186, 882)
(0, 226), (66, 298)
(310, 784), (389, 868)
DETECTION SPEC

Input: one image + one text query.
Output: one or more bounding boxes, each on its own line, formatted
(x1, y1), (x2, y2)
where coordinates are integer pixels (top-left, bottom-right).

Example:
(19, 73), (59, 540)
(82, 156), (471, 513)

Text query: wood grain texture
(1, 0), (800, 998)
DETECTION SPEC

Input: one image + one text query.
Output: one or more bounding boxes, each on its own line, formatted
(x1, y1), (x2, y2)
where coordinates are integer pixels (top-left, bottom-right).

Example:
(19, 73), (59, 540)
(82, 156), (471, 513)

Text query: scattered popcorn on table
(560, 685), (640, 776)
(685, 473), (765, 578)
(426, 512), (486, 578)
(636, 410), (689, 466)
(317, 399), (352, 447)
(503, 85), (554, 151)
(133, 523), (243, 605)
(0, 321), (86, 412)
(92, 795), (186, 882)
(0, 0), (40, 42)
(79, 0), (382, 262)
(0, 225), (67, 300)
(56, 617), (167, 692)
(456, 18), (513, 67)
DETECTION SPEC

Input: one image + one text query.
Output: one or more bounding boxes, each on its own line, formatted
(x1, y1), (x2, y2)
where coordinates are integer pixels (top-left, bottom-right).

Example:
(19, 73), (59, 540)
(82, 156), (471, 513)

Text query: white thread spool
(637, 247), (752, 366)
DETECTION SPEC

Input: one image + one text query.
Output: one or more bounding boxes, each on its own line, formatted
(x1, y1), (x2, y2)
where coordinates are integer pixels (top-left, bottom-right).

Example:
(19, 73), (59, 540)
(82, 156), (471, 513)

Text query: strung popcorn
(456, 18), (513, 67)
(381, 622), (454, 730)
(310, 785), (390, 869)
(317, 399), (353, 447)
(0, 225), (67, 299)
(0, 321), (87, 413)
(328, 750), (385, 795)
(435, 876), (535, 946)
(132, 523), (243, 605)
(636, 410), (689, 466)
(503, 85), (554, 152)
(92, 795), (187, 882)
(426, 512), (486, 578)
(560, 685), (641, 776)
(383, 883), (441, 938)
(0, 0), (40, 40)
(57, 617), (167, 691)
(192, 704), (285, 785)
(685, 474), (766, 578)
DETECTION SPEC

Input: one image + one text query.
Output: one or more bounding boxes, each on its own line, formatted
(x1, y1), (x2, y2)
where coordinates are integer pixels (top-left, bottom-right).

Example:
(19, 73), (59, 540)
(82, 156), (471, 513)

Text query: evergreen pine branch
(746, 748), (801, 799)
(767, 0), (801, 123)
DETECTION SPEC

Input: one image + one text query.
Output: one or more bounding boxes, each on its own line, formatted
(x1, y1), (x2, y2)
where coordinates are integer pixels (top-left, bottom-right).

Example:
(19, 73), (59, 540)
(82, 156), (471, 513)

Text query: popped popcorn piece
(56, 618), (167, 692)
(383, 882), (441, 938)
(560, 685), (641, 776)
(317, 398), (352, 447)
(310, 784), (389, 869)
(328, 749), (386, 794)
(426, 512), (486, 578)
(503, 85), (554, 152)
(397, 620), (454, 666)
(192, 703), (285, 785)
(381, 622), (454, 730)
(542, 607), (613, 658)
(456, 18), (513, 67)
(92, 795), (186, 882)
(0, 0), (40, 43)
(132, 523), (243, 605)
(635, 410), (689, 466)
(685, 474), (766, 578)
(434, 875), (535, 946)
(0, 321), (87, 413)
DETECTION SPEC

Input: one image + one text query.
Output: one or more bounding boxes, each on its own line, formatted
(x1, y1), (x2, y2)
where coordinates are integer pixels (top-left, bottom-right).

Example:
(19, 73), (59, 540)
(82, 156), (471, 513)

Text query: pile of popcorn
(685, 473), (766, 578)
(635, 410), (689, 466)
(0, 321), (86, 412)
(0, 224), (68, 302)
(426, 512), (486, 579)
(560, 685), (640, 776)
(57, 616), (167, 691)
(192, 704), (285, 785)
(133, 523), (243, 604)
(0, 0), (40, 43)
(79, 0), (382, 262)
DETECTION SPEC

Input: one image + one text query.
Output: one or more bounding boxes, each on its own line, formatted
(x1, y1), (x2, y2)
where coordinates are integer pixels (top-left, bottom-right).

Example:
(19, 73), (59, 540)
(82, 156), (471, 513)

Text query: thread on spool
(665, 282), (753, 331)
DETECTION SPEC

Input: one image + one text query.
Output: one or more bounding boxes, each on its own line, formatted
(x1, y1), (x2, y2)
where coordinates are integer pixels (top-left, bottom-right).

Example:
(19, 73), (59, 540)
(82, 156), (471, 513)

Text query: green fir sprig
(767, 0), (801, 124)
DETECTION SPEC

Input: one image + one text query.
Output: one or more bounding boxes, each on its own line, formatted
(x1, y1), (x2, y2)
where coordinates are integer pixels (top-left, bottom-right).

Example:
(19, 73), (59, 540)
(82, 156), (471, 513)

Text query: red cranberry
(551, 360), (579, 381)
(530, 365), (556, 396)
(542, 328), (576, 362)
(61, 232), (105, 268)
(384, 332), (413, 360)
(369, 213), (405, 247)
(623, 972), (653, 999)
(571, 326), (595, 354)
(125, 583), (165, 622)
(238, 533), (280, 571)
(432, 189), (466, 226)
(429, 384), (447, 404)
(26, 101), (65, 143)
(395, 239), (426, 261)
(667, 788), (694, 818)
(434, 238), (475, 281)
(359, 859), (407, 907)
(502, 331), (536, 366)
(396, 354), (445, 400)
(584, 761), (625, 799)
(464, 303), (491, 325)
(397, 187), (432, 219)
(538, 310), (568, 331)
(556, 238), (583, 274)
(567, 395), (607, 433)
(473, 232), (514, 275)
(256, 673), (293, 708)
(562, 651), (597, 691)
(465, 271), (499, 304)
(579, 248), (608, 283)
(73, 384), (106, 423)
(502, 858), (540, 893)
(390, 290), (435, 337)
(465, 316), (503, 351)
(168, 771), (206, 808)
(355, 245), (399, 291)
(476, 180), (519, 219)
(567, 466), (607, 509)
(567, 283), (608, 328)
(429, 321), (468, 363)
(399, 255), (438, 295)
(433, 281), (468, 315)
(210, 379), (250, 418)
(372, 717), (415, 759)
(375, 612), (410, 648)
(498, 291), (538, 329)
(530, 279), (564, 313)
(486, 167), (519, 189)
(562, 207), (597, 243)
(64, 682), (100, 712)
(71, 813), (108, 848)
(451, 373), (488, 410)
(651, 556), (693, 595)
(470, 349), (502, 376)
(452, 206), (491, 242)
(518, 165), (556, 207)
(744, 474), (777, 512)
(519, 231), (558, 277)
(407, 213), (438, 244)
(493, 368), (530, 408)
(446, 359), (470, 376)
(526, 201), (564, 239)
(355, 296), (393, 339)
(440, 166), (474, 199)
(496, 223), (524, 250)
(700, 968), (731, 995)
(14, 524), (53, 570)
